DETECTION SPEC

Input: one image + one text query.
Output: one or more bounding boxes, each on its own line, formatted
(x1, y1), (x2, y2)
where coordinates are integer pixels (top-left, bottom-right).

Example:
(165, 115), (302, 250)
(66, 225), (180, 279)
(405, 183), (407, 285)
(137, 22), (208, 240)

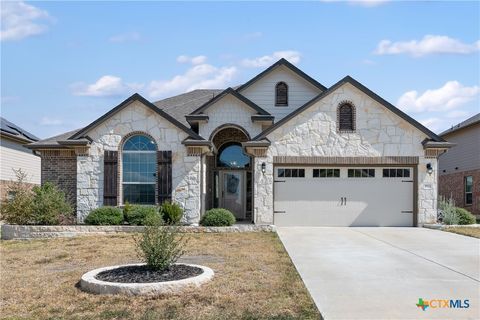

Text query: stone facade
(253, 83), (438, 225)
(41, 150), (77, 207)
(439, 169), (480, 215)
(76, 100), (201, 223)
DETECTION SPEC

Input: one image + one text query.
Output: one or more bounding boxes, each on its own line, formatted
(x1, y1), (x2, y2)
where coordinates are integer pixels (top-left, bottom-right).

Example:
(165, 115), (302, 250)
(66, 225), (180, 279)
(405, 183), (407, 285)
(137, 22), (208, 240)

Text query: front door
(220, 171), (245, 219)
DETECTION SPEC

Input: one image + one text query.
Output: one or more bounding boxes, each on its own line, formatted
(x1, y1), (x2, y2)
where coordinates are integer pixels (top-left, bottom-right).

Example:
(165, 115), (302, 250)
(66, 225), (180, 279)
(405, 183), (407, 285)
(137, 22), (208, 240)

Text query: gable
(71, 93), (201, 141)
(255, 76), (443, 143)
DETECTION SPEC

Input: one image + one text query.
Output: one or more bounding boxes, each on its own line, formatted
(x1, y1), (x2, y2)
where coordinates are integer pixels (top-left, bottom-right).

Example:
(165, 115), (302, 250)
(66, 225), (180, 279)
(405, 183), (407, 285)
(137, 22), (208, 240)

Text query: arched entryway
(206, 125), (253, 222)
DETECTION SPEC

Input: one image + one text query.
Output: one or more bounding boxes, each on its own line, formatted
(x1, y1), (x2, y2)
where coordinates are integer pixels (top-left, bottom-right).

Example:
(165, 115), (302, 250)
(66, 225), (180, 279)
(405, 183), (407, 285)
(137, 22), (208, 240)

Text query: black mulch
(95, 264), (203, 283)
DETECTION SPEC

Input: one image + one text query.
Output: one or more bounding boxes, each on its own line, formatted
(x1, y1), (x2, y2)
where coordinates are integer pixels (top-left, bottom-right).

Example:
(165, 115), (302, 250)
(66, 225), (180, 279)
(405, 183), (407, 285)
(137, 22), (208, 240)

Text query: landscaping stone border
(0, 224), (276, 240)
(423, 224), (480, 230)
(80, 263), (214, 295)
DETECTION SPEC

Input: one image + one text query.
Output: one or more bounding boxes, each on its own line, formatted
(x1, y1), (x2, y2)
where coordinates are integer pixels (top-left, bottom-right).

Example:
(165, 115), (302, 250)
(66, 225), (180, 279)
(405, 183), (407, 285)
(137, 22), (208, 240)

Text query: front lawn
(444, 227), (480, 239)
(0, 233), (320, 320)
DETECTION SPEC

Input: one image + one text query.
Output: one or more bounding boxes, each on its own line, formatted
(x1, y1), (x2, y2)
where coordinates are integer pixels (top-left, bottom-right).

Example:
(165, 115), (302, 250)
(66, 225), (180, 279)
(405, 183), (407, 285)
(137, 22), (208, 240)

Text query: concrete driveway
(277, 227), (480, 320)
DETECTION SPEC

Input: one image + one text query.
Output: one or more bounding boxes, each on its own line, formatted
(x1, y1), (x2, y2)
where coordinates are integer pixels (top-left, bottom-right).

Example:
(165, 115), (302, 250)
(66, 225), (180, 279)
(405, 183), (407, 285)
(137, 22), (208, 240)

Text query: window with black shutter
(275, 82), (288, 106)
(338, 103), (355, 132)
(157, 150), (172, 204)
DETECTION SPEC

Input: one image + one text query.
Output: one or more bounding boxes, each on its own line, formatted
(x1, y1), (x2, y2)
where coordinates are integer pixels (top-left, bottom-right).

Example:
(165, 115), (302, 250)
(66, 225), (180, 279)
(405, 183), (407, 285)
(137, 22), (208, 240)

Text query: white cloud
(71, 75), (144, 97)
(108, 32), (142, 43)
(1, 1), (51, 41)
(148, 63), (237, 98)
(374, 35), (480, 57)
(420, 111), (477, 134)
(40, 117), (63, 126)
(241, 51), (301, 68)
(176, 55), (208, 65)
(397, 81), (480, 113)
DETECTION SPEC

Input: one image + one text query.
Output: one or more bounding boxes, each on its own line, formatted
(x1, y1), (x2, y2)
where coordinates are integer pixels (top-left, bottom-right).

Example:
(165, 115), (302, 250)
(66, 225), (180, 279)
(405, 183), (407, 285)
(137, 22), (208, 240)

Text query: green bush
(134, 218), (187, 271)
(124, 205), (160, 225)
(439, 196), (458, 225)
(31, 182), (73, 225)
(200, 208), (236, 226)
(84, 207), (123, 225)
(455, 207), (476, 225)
(0, 169), (35, 224)
(160, 201), (183, 225)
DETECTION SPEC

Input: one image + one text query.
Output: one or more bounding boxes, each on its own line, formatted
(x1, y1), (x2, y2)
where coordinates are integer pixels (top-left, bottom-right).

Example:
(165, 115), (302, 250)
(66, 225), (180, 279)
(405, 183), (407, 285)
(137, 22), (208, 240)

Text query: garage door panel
(274, 167), (413, 227)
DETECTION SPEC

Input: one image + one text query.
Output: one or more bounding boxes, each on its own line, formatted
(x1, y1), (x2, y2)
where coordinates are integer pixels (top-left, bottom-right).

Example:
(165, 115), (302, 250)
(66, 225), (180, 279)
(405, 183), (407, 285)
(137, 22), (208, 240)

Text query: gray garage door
(273, 167), (414, 227)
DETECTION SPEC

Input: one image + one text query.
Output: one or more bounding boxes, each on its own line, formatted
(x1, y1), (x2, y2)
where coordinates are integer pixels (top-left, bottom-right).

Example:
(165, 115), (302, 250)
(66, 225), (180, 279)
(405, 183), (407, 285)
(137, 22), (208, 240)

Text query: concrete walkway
(277, 227), (480, 320)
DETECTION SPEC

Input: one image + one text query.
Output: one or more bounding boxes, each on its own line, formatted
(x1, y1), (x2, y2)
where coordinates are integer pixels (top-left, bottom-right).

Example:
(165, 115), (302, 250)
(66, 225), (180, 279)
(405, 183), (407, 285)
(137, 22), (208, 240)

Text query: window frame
(277, 168), (305, 178)
(348, 168), (375, 178)
(382, 168), (411, 178)
(121, 134), (157, 205)
(337, 102), (356, 132)
(313, 168), (340, 178)
(275, 82), (289, 107)
(465, 175), (473, 206)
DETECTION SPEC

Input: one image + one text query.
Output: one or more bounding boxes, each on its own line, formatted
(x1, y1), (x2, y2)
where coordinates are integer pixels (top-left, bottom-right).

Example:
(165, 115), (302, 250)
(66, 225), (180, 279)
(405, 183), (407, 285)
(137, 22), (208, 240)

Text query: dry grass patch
(0, 233), (320, 319)
(445, 227), (480, 238)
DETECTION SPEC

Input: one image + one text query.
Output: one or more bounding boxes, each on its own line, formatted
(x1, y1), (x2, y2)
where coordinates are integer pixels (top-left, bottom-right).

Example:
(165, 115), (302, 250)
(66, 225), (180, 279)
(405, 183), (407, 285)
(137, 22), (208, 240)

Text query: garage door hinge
(274, 210), (286, 213)
(401, 210), (414, 213)
(402, 180), (414, 182)
(274, 180), (286, 183)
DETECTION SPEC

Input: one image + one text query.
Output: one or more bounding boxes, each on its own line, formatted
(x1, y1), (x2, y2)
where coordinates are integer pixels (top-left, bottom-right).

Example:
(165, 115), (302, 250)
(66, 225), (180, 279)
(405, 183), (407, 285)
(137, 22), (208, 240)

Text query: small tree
(160, 201), (183, 225)
(0, 169), (34, 224)
(134, 216), (188, 271)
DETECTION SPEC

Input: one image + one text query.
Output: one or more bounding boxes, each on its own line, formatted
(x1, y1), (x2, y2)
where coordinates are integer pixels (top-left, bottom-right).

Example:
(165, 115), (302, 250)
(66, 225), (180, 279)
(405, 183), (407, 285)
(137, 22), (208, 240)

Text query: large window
(122, 135), (157, 204)
(275, 82), (288, 106)
(465, 176), (473, 205)
(217, 143), (250, 168)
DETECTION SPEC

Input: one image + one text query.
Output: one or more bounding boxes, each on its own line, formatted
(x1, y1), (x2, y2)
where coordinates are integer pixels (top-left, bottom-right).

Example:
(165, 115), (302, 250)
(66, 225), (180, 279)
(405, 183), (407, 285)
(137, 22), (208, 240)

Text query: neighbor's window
(313, 168), (340, 178)
(348, 168), (375, 178)
(338, 103), (355, 132)
(278, 168), (305, 178)
(122, 135), (157, 205)
(275, 82), (288, 106)
(465, 176), (473, 205)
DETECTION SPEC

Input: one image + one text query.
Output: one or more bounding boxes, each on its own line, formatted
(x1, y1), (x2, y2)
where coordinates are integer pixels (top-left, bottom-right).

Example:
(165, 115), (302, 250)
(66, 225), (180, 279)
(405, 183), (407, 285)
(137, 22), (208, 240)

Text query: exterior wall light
(426, 163), (433, 175)
(261, 162), (266, 174)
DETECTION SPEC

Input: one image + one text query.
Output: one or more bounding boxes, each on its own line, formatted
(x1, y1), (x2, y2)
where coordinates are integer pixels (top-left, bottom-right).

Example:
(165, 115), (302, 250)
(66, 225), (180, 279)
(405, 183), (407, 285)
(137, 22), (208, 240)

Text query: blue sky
(1, 0), (479, 139)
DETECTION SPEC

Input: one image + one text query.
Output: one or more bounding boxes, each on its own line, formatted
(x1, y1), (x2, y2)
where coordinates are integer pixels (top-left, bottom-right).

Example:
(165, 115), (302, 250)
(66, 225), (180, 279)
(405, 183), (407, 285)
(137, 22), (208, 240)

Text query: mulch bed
(95, 264), (203, 283)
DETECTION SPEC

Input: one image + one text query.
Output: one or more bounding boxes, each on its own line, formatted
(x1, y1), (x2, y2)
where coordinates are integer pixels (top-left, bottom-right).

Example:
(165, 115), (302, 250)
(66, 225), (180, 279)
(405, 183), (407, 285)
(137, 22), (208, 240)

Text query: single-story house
(438, 113), (479, 216)
(0, 117), (41, 202)
(27, 58), (452, 226)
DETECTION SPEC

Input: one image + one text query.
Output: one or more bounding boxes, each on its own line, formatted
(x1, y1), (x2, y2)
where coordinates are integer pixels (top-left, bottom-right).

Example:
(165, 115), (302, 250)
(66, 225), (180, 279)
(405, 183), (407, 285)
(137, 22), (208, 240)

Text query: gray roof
(439, 113), (480, 136)
(0, 117), (39, 142)
(27, 128), (82, 148)
(153, 89), (223, 126)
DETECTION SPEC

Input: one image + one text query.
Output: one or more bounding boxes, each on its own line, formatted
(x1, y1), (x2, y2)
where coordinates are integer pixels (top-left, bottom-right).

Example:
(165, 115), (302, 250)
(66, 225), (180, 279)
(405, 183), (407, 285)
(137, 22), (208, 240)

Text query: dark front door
(220, 171), (245, 219)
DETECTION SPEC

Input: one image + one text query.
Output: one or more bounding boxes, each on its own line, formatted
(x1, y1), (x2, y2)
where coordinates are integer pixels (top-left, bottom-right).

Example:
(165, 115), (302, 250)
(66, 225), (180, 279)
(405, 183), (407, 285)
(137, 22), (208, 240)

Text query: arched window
(122, 135), (157, 204)
(275, 82), (288, 106)
(217, 143), (250, 168)
(338, 103), (355, 132)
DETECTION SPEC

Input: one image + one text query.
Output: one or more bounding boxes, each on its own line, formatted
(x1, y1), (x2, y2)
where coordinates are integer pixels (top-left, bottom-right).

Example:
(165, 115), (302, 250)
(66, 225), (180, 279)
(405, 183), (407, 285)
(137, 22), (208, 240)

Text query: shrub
(160, 201), (183, 225)
(31, 182), (73, 225)
(455, 207), (476, 225)
(438, 196), (458, 225)
(134, 218), (187, 271)
(84, 207), (123, 225)
(200, 208), (236, 226)
(124, 205), (160, 226)
(0, 169), (35, 224)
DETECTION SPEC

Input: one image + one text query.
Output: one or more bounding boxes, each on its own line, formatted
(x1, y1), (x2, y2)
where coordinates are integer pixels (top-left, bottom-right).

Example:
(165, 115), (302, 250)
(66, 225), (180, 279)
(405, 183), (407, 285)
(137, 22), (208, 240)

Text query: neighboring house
(438, 114), (480, 216)
(27, 59), (452, 226)
(0, 117), (41, 201)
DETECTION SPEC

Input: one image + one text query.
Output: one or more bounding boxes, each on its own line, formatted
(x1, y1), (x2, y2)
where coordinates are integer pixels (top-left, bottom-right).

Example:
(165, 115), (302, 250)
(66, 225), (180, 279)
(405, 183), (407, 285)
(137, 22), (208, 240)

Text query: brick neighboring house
(438, 113), (480, 216)
(0, 117), (41, 201)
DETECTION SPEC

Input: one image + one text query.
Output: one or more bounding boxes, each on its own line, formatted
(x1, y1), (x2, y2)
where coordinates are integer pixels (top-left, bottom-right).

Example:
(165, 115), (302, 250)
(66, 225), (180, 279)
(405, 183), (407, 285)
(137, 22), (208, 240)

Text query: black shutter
(103, 150), (118, 206)
(157, 151), (172, 204)
(339, 104), (354, 131)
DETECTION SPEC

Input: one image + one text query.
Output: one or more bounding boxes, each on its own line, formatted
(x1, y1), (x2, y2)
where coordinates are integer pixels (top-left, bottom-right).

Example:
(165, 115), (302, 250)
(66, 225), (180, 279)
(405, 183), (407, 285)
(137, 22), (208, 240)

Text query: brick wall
(40, 150), (77, 208)
(439, 169), (480, 215)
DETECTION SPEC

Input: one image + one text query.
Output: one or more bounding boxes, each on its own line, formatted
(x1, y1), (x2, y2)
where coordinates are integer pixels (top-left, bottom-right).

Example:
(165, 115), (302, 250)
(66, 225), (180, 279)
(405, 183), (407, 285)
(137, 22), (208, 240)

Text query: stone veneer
(253, 82), (438, 225)
(76, 100), (201, 223)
